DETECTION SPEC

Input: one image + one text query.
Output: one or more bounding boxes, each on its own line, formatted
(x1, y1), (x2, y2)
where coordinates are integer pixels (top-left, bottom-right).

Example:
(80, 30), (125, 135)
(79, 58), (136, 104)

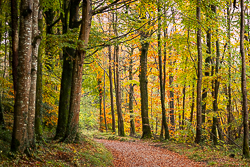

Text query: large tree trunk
(240, 0), (250, 158)
(11, 0), (19, 96)
(11, 0), (33, 153)
(129, 49), (135, 136)
(64, 0), (92, 142)
(44, 8), (55, 71)
(108, 46), (116, 133)
(158, 4), (169, 140)
(35, 10), (43, 141)
(55, 0), (78, 140)
(211, 6), (220, 145)
(202, 14), (212, 124)
(140, 34), (152, 139)
(115, 46), (125, 136)
(195, 0), (202, 144)
(28, 0), (40, 148)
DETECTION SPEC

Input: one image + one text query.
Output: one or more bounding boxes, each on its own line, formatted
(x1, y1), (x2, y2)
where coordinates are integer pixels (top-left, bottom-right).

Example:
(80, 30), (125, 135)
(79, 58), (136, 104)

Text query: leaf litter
(96, 139), (206, 167)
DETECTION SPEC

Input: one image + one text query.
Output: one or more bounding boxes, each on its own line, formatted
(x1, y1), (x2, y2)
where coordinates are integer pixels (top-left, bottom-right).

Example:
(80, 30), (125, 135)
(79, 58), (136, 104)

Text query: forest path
(95, 139), (206, 167)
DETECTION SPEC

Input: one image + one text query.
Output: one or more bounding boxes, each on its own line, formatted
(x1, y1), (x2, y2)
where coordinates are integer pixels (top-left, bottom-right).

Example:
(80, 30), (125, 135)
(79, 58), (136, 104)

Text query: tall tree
(139, 32), (152, 139)
(11, 0), (33, 153)
(169, 8), (175, 130)
(129, 48), (135, 136)
(108, 45), (116, 133)
(64, 0), (92, 142)
(28, 0), (40, 148)
(60, 0), (124, 142)
(55, 0), (77, 139)
(240, 0), (249, 158)
(113, 10), (125, 136)
(211, 5), (220, 145)
(227, 2), (233, 144)
(11, 0), (19, 96)
(103, 68), (108, 132)
(114, 45), (125, 136)
(202, 8), (212, 124)
(35, 7), (43, 141)
(158, 2), (169, 140)
(195, 0), (202, 144)
(98, 78), (103, 131)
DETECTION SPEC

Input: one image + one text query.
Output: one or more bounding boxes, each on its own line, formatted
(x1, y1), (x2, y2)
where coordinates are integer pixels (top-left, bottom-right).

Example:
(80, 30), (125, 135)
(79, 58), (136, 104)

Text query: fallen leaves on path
(95, 139), (206, 167)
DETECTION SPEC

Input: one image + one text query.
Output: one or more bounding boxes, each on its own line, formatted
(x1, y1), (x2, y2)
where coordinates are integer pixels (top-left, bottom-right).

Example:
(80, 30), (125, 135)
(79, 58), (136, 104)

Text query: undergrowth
(158, 139), (250, 166)
(0, 130), (113, 167)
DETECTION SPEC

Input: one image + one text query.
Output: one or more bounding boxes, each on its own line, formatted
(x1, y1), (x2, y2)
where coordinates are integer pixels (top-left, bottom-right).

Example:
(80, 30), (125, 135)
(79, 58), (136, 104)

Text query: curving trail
(95, 139), (206, 167)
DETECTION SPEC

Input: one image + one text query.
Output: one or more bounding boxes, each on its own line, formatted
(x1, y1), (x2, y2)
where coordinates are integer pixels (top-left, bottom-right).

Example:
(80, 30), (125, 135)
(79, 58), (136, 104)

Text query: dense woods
(1, 0), (250, 162)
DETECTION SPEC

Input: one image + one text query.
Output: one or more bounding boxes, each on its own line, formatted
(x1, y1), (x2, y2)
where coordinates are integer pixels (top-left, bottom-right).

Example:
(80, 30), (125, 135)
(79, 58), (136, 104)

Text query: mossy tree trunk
(64, 0), (92, 142)
(11, 0), (33, 153)
(55, 0), (79, 140)
(139, 33), (152, 139)
(195, 0), (202, 144)
(240, 0), (250, 158)
(35, 23), (43, 141)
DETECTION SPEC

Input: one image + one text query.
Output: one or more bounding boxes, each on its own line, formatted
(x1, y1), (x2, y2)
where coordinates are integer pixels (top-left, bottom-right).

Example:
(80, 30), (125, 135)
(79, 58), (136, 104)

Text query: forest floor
(94, 133), (250, 166)
(95, 138), (205, 167)
(0, 129), (113, 166)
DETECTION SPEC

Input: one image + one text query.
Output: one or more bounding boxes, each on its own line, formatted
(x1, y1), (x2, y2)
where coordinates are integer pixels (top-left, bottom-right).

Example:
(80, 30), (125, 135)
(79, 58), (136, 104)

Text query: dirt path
(95, 139), (206, 167)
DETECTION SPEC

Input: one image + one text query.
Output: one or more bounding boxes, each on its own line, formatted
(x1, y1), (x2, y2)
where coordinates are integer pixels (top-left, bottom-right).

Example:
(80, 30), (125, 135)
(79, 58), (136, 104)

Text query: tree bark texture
(158, 4), (169, 140)
(11, 0), (19, 96)
(195, 0), (202, 144)
(55, 0), (77, 139)
(35, 31), (43, 140)
(140, 35), (152, 139)
(129, 50), (135, 136)
(108, 46), (116, 133)
(98, 78), (103, 131)
(64, 0), (92, 142)
(202, 18), (211, 124)
(240, 0), (250, 158)
(11, 0), (33, 153)
(115, 46), (125, 136)
(28, 0), (40, 148)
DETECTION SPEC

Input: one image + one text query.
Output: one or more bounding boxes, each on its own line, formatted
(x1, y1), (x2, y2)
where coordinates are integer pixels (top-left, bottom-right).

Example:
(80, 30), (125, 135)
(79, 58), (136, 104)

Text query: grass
(92, 130), (138, 142)
(157, 139), (250, 166)
(0, 130), (113, 167)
